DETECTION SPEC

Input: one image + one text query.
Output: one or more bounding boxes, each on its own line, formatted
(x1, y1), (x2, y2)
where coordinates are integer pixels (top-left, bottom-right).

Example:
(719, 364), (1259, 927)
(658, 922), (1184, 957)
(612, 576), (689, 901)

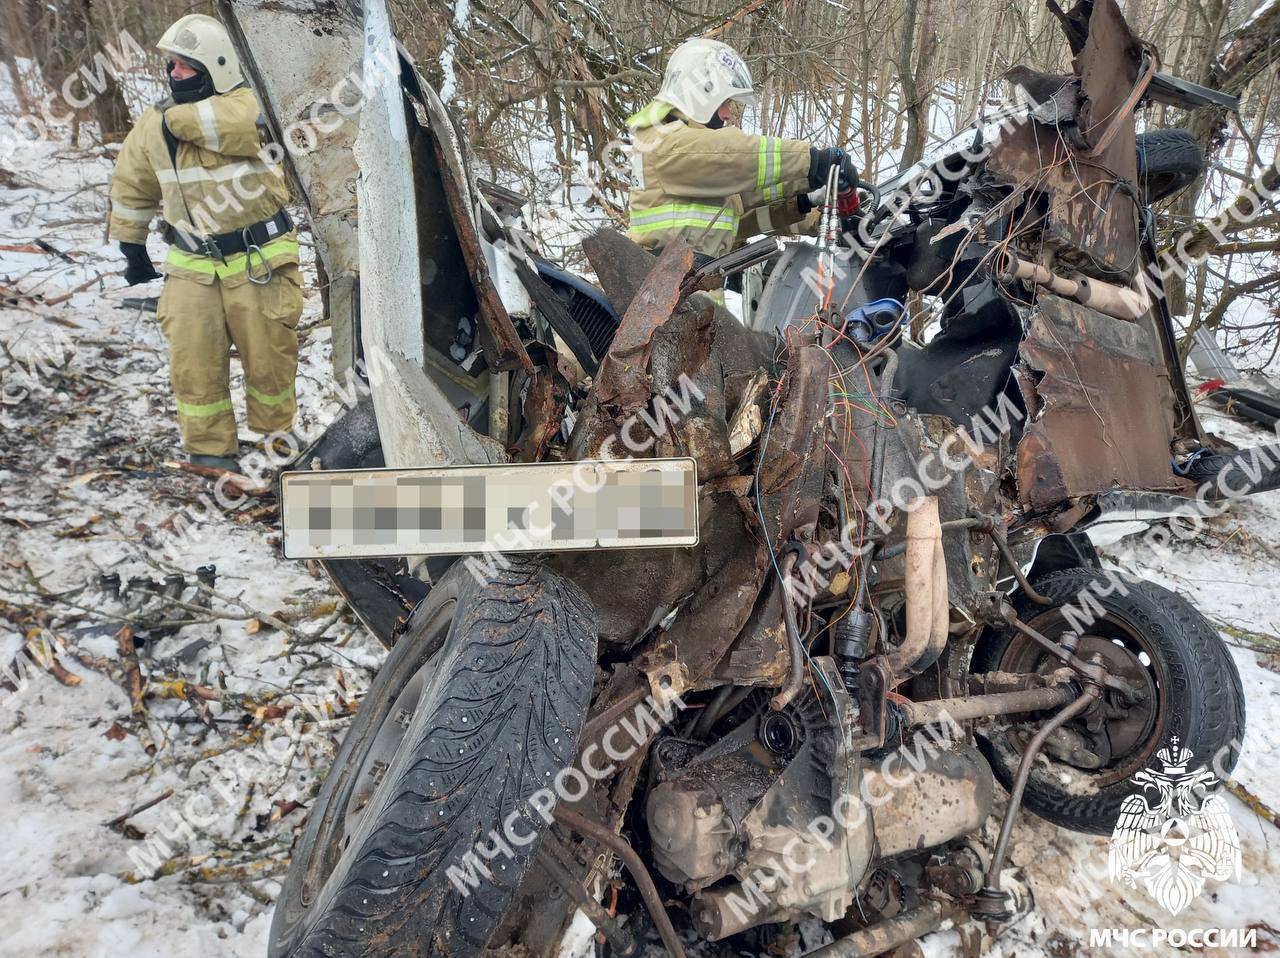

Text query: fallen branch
(1227, 778), (1280, 830)
(43, 272), (105, 306)
(116, 626), (156, 756)
(103, 788), (175, 834)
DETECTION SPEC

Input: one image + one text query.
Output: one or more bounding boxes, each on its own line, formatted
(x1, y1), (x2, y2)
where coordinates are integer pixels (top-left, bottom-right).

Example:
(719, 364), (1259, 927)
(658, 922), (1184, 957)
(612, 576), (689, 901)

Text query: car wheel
(970, 567), (1244, 835)
(269, 557), (597, 957)
(1136, 129), (1205, 205)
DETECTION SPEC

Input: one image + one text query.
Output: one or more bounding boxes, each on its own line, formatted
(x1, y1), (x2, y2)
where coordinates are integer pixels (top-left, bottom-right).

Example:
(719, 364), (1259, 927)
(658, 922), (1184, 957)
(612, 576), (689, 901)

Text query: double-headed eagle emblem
(1108, 737), (1242, 915)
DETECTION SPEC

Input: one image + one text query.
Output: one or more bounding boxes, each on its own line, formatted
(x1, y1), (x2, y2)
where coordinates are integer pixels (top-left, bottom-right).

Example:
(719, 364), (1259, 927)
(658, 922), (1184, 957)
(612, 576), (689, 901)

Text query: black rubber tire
(1136, 129), (1205, 205)
(269, 557), (597, 957)
(971, 568), (1244, 835)
(1184, 443), (1280, 497)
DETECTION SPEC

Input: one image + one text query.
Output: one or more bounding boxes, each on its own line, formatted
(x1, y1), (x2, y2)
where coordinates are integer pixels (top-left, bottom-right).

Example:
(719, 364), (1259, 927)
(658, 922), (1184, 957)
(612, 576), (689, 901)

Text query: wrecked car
(216, 0), (1272, 953)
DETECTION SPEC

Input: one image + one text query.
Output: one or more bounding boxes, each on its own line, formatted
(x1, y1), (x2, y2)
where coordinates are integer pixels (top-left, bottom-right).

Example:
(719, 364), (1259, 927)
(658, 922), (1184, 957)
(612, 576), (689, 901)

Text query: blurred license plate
(280, 458), (698, 559)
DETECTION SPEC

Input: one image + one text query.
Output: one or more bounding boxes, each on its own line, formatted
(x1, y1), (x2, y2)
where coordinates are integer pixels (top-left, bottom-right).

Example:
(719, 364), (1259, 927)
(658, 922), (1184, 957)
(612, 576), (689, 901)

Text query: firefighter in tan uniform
(627, 38), (858, 262)
(109, 15), (301, 473)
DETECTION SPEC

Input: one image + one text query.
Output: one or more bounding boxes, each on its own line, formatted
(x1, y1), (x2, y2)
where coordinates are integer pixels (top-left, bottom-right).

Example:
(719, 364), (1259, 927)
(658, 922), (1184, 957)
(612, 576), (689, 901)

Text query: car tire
(269, 557), (597, 957)
(1184, 444), (1280, 497)
(1136, 129), (1205, 205)
(971, 567), (1244, 835)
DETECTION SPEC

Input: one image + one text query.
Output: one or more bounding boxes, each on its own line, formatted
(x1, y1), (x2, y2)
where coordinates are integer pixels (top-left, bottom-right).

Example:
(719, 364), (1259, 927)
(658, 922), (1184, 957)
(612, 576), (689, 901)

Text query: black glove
(120, 242), (160, 286)
(809, 147), (862, 193)
(808, 146), (845, 191)
(796, 191), (815, 216)
(837, 153), (859, 191)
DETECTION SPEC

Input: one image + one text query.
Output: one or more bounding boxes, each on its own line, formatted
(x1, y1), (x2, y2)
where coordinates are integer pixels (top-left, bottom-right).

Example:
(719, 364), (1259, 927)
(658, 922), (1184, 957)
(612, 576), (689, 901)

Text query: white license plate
(280, 458), (699, 559)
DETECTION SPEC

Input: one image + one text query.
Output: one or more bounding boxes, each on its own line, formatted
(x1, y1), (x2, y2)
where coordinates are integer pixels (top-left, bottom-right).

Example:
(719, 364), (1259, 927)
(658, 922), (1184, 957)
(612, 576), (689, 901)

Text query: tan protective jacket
(626, 100), (815, 258)
(109, 87), (297, 287)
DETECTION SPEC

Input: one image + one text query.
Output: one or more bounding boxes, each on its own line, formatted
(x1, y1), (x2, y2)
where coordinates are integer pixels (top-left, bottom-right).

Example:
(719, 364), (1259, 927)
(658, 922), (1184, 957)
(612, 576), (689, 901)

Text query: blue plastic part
(1171, 447), (1209, 476)
(844, 297), (906, 344)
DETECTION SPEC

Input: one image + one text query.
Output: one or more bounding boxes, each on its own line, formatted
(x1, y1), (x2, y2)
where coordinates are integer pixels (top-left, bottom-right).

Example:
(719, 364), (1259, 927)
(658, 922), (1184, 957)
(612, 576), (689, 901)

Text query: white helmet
(157, 15), (244, 94)
(657, 38), (757, 125)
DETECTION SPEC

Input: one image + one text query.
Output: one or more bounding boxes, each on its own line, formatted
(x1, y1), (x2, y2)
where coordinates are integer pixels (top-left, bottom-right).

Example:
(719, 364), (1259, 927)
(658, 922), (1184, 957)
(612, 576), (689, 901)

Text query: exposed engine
(645, 690), (994, 938)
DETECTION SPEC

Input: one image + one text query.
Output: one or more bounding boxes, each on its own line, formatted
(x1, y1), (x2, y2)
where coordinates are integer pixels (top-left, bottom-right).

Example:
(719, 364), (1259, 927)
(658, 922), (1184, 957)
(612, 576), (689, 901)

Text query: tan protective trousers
(157, 263), (303, 457)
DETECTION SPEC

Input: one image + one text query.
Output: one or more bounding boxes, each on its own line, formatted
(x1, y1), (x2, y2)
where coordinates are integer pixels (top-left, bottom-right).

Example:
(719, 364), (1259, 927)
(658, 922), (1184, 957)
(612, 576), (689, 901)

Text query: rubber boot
(190, 453), (243, 473)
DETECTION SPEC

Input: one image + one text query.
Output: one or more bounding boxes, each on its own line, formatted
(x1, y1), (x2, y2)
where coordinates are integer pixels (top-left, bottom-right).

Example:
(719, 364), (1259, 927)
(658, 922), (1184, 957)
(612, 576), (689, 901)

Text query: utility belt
(163, 209), (292, 284)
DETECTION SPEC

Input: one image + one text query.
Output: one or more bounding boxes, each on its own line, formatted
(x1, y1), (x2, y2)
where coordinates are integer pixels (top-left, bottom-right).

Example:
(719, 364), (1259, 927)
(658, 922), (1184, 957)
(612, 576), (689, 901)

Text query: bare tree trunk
(1164, 0), (1279, 316)
(0, 1), (37, 115)
(896, 0), (939, 172)
(895, 0), (921, 168)
(31, 0), (132, 144)
(82, 0), (131, 143)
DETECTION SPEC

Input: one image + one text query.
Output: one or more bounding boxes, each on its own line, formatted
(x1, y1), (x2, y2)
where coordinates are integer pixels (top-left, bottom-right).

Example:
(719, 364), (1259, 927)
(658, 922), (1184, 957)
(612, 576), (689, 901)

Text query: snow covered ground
(0, 116), (386, 956)
(2, 104), (1279, 958)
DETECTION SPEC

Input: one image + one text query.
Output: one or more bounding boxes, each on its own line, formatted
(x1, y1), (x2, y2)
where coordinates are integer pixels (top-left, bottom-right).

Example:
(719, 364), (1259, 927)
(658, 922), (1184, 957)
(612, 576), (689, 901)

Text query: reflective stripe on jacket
(108, 87), (296, 287)
(626, 101), (813, 258)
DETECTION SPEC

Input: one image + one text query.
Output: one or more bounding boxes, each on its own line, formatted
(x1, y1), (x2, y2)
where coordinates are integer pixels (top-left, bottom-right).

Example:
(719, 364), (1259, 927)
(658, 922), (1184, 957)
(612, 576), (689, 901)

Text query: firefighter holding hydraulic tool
(626, 38), (861, 263)
(108, 14), (301, 473)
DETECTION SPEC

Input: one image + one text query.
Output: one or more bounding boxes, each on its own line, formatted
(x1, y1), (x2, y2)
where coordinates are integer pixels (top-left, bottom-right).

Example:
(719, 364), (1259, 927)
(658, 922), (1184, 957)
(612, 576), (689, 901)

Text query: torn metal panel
(637, 493), (770, 688)
(757, 346), (831, 495)
(593, 242), (696, 411)
(647, 301), (735, 480)
(217, 0), (362, 376)
(581, 228), (659, 316)
(985, 0), (1143, 279)
(650, 301), (777, 483)
(1074, 0), (1145, 156)
(713, 581), (790, 687)
(1014, 294), (1180, 511)
(985, 124), (1140, 280)
(407, 88), (534, 374)
(548, 491), (764, 652)
(510, 369), (568, 463)
(757, 345), (832, 543)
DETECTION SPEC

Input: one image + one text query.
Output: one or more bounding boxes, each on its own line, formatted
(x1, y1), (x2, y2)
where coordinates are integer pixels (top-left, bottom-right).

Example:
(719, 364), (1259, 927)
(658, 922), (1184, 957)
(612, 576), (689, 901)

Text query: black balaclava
(706, 109), (726, 130)
(168, 59), (215, 104)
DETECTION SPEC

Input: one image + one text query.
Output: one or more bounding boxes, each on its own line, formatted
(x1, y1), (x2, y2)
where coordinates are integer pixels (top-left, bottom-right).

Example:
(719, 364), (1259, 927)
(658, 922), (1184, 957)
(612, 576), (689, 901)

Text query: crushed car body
(216, 0), (1271, 954)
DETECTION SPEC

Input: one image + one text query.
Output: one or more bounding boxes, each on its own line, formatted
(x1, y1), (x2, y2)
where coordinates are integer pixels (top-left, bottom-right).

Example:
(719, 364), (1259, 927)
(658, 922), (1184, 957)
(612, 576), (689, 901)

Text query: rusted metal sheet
(593, 242), (696, 411)
(582, 228), (659, 316)
(651, 311), (777, 480)
(1074, 0), (1144, 145)
(713, 582), (790, 686)
(986, 0), (1143, 279)
(1014, 294), (1180, 511)
(757, 346), (831, 495)
(510, 370), (568, 462)
(639, 493), (770, 688)
(568, 301), (774, 483)
(756, 345), (832, 542)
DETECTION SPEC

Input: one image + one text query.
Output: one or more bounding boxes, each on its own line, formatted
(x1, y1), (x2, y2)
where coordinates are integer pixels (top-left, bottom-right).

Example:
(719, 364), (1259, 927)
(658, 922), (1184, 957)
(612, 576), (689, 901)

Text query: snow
(1238, 0), (1277, 35)
(1, 80), (383, 958)
(438, 0), (472, 104)
(3, 63), (1280, 958)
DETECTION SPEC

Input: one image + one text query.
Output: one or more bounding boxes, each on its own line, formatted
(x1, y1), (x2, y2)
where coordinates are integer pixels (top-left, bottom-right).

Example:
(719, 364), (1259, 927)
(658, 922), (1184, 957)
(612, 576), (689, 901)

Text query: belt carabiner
(243, 227), (273, 286)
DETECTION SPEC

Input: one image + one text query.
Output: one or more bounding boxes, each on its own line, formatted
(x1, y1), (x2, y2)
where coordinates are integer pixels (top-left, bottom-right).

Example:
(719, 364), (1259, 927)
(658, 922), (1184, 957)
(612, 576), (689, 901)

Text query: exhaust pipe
(996, 252), (1150, 321)
(887, 496), (948, 684)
